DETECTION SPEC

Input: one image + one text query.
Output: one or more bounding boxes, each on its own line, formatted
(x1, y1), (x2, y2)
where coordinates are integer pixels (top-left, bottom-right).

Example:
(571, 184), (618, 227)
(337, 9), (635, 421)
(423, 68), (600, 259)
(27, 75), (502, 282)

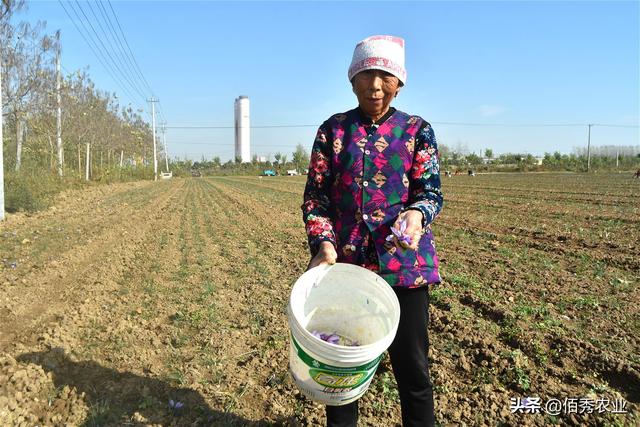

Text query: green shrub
(4, 169), (78, 213)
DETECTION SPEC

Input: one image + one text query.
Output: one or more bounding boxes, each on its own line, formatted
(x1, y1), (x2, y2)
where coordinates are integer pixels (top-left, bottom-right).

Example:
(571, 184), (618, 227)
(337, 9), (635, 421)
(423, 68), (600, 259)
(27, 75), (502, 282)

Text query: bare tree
(1, 0), (25, 22)
(1, 1), (154, 183)
(2, 13), (55, 170)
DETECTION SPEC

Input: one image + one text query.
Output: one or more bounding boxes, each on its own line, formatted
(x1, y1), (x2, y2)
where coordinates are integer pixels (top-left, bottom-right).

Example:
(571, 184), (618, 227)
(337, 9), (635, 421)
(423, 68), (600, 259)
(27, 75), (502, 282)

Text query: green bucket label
(291, 334), (382, 390)
(309, 369), (367, 388)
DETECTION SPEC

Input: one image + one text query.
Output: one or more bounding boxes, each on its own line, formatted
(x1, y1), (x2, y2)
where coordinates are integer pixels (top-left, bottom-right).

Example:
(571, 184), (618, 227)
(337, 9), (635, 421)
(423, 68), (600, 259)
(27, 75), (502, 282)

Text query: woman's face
(352, 69), (401, 122)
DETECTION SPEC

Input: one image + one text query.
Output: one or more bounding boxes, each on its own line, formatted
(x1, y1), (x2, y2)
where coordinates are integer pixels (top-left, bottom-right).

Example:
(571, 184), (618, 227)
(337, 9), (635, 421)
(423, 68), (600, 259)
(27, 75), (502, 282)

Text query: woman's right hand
(307, 241), (338, 270)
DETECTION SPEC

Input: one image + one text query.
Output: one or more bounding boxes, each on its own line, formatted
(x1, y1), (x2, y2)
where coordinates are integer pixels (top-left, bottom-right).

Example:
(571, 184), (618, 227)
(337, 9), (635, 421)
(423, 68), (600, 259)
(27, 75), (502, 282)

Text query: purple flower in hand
(386, 218), (412, 245)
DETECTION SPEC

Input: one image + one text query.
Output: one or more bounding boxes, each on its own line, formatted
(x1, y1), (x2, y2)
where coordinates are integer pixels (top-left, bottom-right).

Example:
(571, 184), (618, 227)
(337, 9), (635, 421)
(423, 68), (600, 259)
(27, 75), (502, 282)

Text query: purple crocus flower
(169, 399), (184, 410)
(323, 333), (340, 345)
(311, 330), (341, 345)
(310, 330), (361, 346)
(386, 218), (412, 245)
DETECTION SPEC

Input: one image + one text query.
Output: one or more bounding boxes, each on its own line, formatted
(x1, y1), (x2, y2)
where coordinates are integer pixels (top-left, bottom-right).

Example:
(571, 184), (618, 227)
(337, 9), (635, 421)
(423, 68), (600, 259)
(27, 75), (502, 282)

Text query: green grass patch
(513, 301), (550, 319)
(501, 350), (531, 391)
(430, 286), (456, 305)
(84, 398), (111, 426)
(473, 366), (496, 386)
(499, 315), (523, 345)
(571, 295), (600, 310)
(371, 370), (400, 412)
(447, 273), (482, 290)
(165, 368), (188, 386)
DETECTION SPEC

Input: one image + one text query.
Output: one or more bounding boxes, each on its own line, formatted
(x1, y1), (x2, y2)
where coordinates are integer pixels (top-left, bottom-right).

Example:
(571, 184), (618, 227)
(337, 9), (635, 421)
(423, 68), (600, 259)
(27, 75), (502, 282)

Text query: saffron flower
(386, 218), (412, 246)
(310, 330), (359, 346)
(311, 330), (340, 345)
(169, 399), (184, 413)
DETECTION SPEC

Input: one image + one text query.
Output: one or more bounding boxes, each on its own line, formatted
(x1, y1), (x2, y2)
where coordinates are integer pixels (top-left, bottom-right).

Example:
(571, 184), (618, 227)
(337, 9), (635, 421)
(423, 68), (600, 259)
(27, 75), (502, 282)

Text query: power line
(58, 0), (140, 105)
(101, 0), (168, 126)
(71, 0), (146, 103)
(95, 0), (149, 98)
(85, 0), (148, 101)
(589, 124), (639, 128)
(59, 0), (169, 135)
(67, 0), (139, 102)
(157, 101), (167, 124)
(105, 0), (156, 97)
(98, 0), (164, 117)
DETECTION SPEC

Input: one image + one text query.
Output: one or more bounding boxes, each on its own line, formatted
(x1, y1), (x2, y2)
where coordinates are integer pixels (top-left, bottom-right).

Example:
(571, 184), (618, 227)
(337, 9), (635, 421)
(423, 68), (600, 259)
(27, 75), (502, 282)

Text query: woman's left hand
(393, 210), (424, 250)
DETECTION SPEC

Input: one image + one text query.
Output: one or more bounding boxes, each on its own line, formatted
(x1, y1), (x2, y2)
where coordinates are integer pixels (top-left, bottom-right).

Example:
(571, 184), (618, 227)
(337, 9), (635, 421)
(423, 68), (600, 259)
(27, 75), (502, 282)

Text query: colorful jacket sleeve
(301, 124), (337, 256)
(404, 122), (444, 228)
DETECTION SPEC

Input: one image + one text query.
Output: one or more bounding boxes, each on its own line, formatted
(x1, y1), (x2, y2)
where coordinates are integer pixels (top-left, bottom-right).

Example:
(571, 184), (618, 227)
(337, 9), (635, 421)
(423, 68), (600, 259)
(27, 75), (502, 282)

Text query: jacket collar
(356, 106), (396, 126)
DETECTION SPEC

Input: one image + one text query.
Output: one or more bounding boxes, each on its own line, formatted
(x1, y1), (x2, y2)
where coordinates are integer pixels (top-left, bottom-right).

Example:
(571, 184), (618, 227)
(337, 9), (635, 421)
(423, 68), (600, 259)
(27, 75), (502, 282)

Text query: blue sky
(20, 1), (640, 161)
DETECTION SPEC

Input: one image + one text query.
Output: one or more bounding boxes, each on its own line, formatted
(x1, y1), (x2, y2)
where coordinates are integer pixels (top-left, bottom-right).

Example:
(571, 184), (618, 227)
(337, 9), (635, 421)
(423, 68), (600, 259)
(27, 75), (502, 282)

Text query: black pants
(326, 287), (435, 427)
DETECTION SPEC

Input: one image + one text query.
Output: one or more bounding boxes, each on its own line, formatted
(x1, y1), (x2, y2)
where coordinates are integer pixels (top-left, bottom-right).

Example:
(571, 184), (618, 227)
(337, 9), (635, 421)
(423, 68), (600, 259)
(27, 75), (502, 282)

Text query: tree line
(2, 1), (157, 211)
(169, 143), (311, 177)
(439, 146), (639, 172)
(170, 142), (639, 177)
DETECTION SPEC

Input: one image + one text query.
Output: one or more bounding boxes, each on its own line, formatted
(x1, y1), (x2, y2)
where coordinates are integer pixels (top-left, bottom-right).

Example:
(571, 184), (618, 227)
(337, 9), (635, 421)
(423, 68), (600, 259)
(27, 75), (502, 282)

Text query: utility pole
(616, 149), (619, 168)
(85, 143), (90, 181)
(148, 97), (158, 181)
(587, 124), (592, 172)
(15, 118), (22, 171)
(0, 44), (5, 221)
(161, 121), (169, 172)
(56, 30), (63, 176)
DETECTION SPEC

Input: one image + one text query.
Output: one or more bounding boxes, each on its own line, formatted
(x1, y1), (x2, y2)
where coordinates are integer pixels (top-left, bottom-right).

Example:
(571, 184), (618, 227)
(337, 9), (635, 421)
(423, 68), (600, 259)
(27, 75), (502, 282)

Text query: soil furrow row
(0, 181), (184, 350)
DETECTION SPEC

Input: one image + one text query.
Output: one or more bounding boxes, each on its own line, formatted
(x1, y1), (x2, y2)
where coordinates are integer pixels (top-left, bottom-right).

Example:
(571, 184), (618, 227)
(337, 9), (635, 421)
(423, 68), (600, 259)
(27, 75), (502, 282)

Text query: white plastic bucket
(287, 263), (400, 406)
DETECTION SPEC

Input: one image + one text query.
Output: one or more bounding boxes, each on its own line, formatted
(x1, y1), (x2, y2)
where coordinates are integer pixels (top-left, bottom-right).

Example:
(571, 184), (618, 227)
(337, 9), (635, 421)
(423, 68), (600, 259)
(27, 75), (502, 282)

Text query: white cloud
(479, 104), (506, 117)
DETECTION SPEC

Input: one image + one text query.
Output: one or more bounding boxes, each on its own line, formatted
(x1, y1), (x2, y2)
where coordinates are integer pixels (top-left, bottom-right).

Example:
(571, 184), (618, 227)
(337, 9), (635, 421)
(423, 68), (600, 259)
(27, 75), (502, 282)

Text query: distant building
(257, 156), (268, 163)
(234, 96), (250, 163)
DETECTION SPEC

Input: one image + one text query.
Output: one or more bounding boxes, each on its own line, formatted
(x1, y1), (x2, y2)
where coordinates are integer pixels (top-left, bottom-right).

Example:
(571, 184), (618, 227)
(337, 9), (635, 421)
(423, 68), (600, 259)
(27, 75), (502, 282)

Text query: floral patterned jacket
(302, 107), (443, 287)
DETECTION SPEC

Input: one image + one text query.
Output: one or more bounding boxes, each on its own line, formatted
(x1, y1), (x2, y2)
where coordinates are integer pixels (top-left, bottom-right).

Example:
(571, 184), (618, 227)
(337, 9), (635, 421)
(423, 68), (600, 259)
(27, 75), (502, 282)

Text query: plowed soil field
(1, 172), (638, 426)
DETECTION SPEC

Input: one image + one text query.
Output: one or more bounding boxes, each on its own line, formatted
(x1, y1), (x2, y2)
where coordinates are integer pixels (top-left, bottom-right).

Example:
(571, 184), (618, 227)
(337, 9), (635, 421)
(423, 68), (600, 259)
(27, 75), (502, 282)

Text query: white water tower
(234, 96), (250, 162)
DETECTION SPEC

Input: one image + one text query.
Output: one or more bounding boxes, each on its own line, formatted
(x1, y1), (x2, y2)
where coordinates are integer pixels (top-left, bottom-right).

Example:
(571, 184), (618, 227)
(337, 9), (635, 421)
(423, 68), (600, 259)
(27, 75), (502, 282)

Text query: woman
(301, 35), (443, 427)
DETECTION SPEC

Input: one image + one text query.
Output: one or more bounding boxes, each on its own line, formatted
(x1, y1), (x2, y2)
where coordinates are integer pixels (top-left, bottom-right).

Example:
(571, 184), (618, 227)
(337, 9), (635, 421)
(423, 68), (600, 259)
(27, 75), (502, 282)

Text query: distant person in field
(301, 35), (443, 427)
(634, 169), (640, 178)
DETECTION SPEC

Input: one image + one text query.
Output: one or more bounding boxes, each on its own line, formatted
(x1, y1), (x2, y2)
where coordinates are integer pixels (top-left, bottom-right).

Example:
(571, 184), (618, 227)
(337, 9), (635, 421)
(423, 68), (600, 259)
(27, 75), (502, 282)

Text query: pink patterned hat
(348, 35), (406, 85)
